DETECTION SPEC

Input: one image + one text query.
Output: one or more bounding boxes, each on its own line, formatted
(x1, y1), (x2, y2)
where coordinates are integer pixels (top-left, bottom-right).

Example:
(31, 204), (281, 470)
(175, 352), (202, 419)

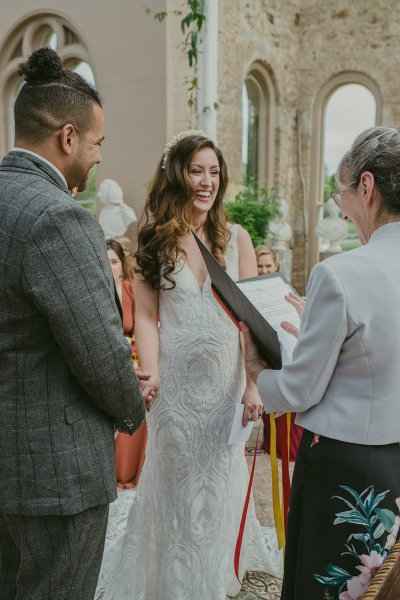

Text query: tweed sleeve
(21, 201), (145, 434)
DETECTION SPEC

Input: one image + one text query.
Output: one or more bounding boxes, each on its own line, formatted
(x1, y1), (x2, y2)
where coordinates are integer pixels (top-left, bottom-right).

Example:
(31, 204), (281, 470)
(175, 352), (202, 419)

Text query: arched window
(0, 15), (97, 214)
(241, 63), (277, 189)
(308, 73), (382, 272)
(242, 78), (260, 184)
(322, 84), (376, 252)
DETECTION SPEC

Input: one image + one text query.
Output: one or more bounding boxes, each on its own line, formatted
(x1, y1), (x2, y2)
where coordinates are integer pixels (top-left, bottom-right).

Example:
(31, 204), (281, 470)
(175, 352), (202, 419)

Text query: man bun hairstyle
(15, 47), (102, 143)
(18, 47), (64, 83)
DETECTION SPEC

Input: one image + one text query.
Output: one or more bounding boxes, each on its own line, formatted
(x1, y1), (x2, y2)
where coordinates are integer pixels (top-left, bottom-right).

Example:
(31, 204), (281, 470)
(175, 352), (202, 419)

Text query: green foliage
(323, 165), (336, 202)
(340, 220), (361, 251)
(74, 167), (97, 217)
(314, 485), (391, 595)
(225, 180), (280, 247)
(347, 221), (357, 235)
(340, 240), (360, 251)
(146, 1), (218, 124)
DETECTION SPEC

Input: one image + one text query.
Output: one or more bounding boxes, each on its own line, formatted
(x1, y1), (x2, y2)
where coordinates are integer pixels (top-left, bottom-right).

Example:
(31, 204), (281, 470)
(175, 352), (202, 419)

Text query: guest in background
(254, 245), (303, 462)
(255, 244), (280, 275)
(106, 239), (148, 489)
(114, 234), (135, 281)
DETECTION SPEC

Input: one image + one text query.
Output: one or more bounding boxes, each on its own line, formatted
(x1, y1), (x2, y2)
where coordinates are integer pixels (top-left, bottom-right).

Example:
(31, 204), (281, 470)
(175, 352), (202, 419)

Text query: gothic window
(308, 73), (382, 270)
(321, 84), (376, 252)
(0, 15), (97, 213)
(242, 77), (260, 185)
(0, 15), (94, 151)
(241, 64), (276, 189)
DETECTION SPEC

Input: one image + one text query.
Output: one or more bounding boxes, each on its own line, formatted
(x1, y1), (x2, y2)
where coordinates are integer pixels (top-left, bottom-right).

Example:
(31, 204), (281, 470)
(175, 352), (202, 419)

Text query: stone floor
(235, 571), (282, 600)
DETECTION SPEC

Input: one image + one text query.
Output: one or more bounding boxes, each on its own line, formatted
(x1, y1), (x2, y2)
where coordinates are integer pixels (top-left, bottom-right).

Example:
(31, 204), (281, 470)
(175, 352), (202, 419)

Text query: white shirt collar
(11, 147), (69, 190)
(369, 221), (400, 242)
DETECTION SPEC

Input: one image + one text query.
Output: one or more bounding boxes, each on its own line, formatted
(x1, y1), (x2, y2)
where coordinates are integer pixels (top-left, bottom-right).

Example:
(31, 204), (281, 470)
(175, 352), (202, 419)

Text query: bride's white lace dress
(96, 225), (281, 600)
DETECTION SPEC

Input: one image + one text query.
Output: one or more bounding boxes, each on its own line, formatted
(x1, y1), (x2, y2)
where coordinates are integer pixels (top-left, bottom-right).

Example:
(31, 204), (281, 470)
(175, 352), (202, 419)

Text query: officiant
(243, 126), (400, 600)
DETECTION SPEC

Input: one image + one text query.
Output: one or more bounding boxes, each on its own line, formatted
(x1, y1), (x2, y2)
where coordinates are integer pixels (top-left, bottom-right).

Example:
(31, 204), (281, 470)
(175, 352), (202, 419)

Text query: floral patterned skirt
(281, 429), (400, 600)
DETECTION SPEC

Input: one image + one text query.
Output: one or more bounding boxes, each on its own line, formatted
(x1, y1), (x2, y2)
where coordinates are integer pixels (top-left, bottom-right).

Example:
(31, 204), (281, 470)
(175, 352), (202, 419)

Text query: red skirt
(115, 419), (148, 489)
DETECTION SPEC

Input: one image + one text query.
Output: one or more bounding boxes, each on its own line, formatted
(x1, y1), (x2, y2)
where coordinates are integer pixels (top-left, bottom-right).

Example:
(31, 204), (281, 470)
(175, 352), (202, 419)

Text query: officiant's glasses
(331, 174), (384, 208)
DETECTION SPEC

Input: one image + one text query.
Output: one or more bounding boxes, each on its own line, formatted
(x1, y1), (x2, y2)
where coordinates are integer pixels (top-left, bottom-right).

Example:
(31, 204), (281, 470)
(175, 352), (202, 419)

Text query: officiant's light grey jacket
(0, 151), (145, 516)
(257, 222), (400, 445)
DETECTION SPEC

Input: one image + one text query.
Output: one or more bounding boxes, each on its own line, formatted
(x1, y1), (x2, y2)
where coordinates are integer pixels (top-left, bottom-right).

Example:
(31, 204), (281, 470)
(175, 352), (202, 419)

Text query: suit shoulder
(317, 245), (367, 274)
(309, 246), (371, 298)
(34, 197), (103, 244)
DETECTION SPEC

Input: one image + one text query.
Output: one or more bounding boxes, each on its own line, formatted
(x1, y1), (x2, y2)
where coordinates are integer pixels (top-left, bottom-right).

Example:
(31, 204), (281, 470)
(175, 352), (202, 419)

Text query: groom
(0, 48), (146, 599)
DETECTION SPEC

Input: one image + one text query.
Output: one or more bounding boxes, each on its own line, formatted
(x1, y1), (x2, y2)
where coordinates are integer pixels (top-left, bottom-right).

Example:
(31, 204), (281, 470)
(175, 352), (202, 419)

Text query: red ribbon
(280, 414), (291, 532)
(234, 425), (260, 584)
(211, 286), (242, 331)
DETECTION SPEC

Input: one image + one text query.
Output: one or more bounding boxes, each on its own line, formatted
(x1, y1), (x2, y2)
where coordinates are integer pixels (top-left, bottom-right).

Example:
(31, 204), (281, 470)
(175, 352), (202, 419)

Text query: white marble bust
(268, 198), (292, 249)
(315, 197), (348, 253)
(98, 179), (137, 238)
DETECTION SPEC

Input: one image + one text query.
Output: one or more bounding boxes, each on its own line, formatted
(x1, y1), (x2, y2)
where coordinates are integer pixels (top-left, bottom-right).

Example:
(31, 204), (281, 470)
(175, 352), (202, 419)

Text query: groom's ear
(59, 123), (78, 156)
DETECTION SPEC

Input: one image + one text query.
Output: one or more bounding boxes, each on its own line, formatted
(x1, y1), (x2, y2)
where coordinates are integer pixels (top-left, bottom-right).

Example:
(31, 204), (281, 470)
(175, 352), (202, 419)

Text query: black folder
(192, 231), (282, 369)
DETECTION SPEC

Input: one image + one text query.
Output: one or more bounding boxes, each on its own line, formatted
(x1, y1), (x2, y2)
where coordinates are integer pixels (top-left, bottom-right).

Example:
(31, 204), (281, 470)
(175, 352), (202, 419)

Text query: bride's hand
(242, 387), (264, 426)
(140, 375), (160, 411)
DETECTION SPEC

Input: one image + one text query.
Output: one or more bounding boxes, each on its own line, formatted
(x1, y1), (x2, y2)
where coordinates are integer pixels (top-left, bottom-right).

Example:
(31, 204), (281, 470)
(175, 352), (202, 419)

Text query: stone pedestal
(273, 245), (292, 282)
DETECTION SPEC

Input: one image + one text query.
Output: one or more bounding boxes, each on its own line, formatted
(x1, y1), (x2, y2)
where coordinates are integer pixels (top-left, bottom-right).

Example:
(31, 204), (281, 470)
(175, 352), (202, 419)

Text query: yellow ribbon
(269, 412), (286, 549)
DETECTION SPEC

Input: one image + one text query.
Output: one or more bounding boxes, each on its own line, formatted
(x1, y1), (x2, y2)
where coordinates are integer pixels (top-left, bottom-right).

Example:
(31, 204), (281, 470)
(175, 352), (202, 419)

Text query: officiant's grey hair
(336, 126), (400, 215)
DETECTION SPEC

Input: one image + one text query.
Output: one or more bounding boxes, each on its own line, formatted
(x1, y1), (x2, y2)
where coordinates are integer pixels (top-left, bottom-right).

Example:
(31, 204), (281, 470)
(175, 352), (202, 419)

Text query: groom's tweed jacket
(0, 151), (145, 516)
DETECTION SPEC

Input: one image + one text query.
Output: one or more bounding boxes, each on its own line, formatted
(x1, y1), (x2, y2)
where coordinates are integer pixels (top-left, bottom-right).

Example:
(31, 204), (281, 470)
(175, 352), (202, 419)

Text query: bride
(96, 130), (281, 600)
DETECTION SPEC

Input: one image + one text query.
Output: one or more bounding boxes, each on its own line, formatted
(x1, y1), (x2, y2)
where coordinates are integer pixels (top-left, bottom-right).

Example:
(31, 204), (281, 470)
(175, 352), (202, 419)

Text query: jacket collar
(369, 221), (400, 243)
(0, 151), (70, 195)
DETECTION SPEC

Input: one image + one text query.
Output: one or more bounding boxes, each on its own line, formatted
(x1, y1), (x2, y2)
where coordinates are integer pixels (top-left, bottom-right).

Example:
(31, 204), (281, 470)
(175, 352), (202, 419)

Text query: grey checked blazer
(257, 222), (400, 445)
(0, 151), (146, 516)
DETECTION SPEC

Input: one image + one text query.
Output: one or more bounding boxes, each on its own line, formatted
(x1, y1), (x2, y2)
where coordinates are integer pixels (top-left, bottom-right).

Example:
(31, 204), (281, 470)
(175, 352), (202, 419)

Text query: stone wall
(2, 0), (400, 289)
(161, 0), (400, 291)
(214, 0), (400, 291)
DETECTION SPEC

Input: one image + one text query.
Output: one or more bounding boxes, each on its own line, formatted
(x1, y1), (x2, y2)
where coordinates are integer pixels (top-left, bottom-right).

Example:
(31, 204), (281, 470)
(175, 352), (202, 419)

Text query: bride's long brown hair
(135, 133), (230, 290)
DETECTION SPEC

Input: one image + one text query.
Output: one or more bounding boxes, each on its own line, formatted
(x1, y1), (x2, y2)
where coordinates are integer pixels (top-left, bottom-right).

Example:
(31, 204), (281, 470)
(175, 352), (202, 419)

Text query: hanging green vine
(146, 1), (217, 126)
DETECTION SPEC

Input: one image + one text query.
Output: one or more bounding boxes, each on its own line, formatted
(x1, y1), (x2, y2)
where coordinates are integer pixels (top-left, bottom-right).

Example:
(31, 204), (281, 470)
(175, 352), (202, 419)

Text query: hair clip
(161, 129), (217, 169)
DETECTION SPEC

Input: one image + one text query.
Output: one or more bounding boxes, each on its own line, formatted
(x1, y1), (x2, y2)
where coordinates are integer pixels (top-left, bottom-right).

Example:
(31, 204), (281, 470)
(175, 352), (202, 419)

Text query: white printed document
(236, 274), (300, 363)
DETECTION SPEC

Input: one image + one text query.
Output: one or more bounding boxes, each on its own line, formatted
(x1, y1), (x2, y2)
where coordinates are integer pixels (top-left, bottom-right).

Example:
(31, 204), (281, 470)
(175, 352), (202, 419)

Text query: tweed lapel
(0, 151), (70, 195)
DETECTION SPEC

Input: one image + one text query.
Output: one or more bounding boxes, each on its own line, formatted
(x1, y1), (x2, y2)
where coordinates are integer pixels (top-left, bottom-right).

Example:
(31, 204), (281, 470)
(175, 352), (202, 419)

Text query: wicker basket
(361, 539), (400, 600)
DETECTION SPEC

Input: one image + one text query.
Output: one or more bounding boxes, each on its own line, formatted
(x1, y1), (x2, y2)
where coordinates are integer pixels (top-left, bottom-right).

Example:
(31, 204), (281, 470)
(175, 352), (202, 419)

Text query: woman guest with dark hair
(106, 239), (148, 489)
(243, 127), (400, 600)
(254, 245), (303, 462)
(113, 235), (135, 281)
(96, 131), (281, 600)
